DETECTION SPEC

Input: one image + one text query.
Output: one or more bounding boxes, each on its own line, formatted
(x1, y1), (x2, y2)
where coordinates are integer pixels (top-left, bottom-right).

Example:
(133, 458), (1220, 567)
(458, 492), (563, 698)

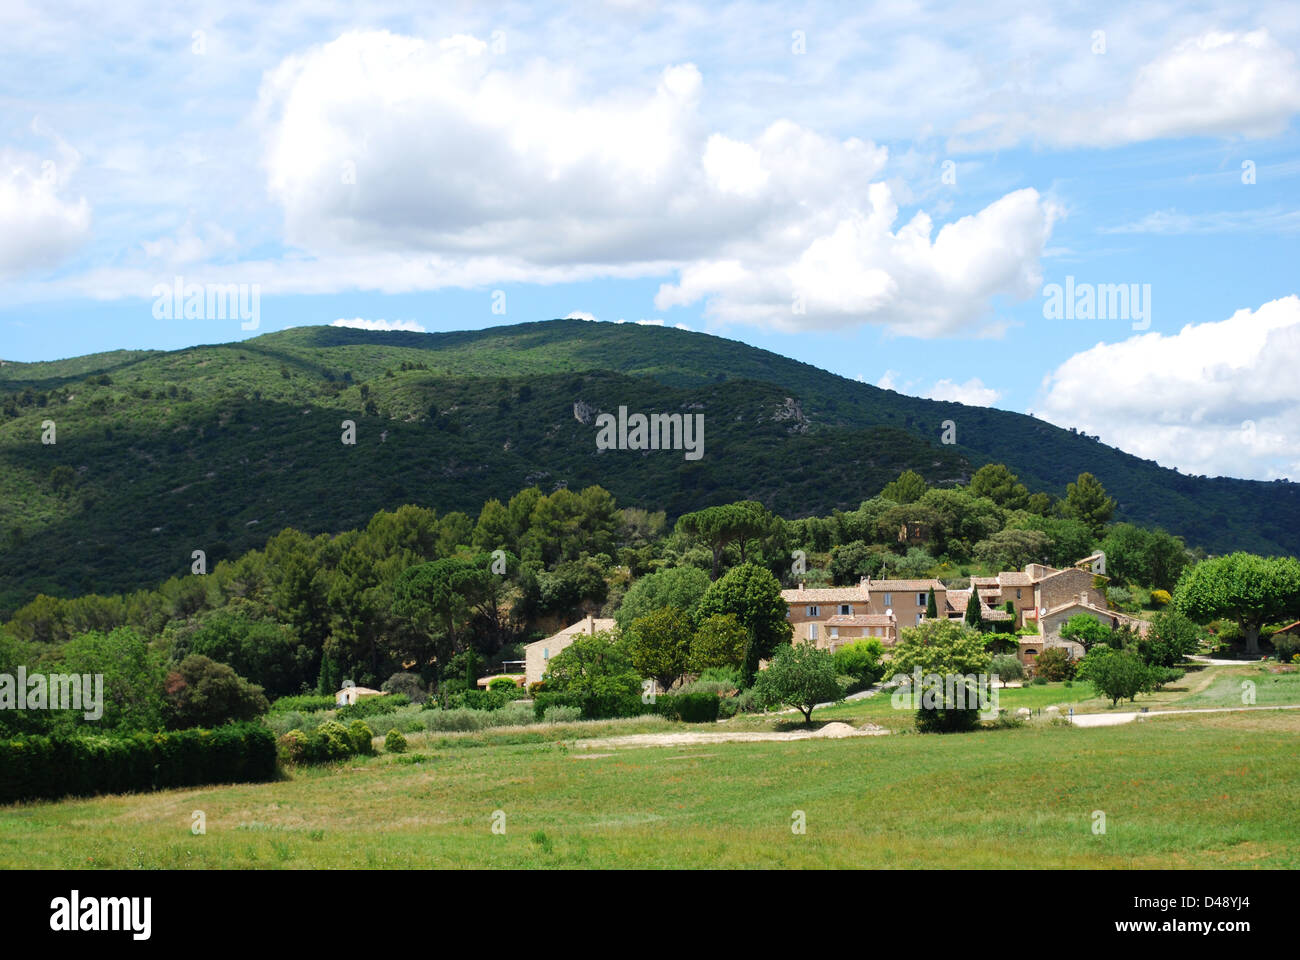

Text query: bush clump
(656, 691), (721, 724)
(348, 720), (375, 755)
(540, 705), (583, 724)
(269, 695), (337, 714)
(384, 728), (407, 753)
(335, 694), (409, 722)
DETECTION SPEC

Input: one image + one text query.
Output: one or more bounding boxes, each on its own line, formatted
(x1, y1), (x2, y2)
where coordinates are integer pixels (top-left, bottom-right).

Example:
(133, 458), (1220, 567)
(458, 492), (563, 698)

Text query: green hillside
(0, 318), (1296, 615)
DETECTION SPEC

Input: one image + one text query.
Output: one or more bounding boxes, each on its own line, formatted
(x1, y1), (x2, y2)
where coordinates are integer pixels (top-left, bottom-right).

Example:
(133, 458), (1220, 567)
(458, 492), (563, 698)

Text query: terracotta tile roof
(865, 578), (944, 591)
(525, 617), (617, 648)
(781, 587), (869, 603)
(824, 614), (895, 626)
(944, 589), (1010, 620)
(1041, 599), (1139, 625)
(997, 572), (1034, 586)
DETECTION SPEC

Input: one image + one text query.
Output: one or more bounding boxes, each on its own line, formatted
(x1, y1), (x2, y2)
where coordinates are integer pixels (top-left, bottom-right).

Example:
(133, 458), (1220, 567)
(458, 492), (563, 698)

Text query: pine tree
(1065, 472), (1117, 538)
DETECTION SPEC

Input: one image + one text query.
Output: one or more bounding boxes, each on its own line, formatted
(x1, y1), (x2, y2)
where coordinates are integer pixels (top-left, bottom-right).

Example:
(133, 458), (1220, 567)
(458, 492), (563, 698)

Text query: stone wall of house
(1036, 568), (1106, 613)
(1040, 606), (1112, 640)
(525, 634), (577, 686)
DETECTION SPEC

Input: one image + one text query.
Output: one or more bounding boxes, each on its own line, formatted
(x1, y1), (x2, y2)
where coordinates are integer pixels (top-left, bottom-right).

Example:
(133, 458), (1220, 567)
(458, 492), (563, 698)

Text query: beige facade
(524, 614), (617, 686)
(335, 686), (384, 706)
(782, 578), (947, 650)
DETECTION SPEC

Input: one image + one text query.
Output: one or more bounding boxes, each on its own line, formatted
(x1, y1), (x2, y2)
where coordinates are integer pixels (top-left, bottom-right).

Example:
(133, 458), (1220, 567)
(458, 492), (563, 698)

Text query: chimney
(586, 613), (595, 633)
(798, 582), (805, 591)
(860, 575), (869, 590)
(1079, 591), (1087, 604)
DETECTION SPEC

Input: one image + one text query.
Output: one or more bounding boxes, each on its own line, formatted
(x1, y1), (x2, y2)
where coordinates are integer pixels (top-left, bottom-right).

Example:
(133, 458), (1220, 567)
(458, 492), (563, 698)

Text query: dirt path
(570, 721), (888, 750)
(1069, 703), (1300, 727)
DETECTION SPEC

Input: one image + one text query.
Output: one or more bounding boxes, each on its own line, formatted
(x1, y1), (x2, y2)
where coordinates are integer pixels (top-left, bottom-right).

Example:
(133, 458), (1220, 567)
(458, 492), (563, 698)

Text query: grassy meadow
(2, 679), (1297, 869)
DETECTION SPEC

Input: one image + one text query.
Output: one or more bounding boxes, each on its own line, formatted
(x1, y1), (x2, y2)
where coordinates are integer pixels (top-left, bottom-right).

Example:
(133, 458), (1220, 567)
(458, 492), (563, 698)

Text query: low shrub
(269, 695), (337, 714)
(385, 729), (407, 753)
(532, 689), (655, 721)
(419, 702), (536, 732)
(1271, 632), (1300, 662)
(264, 710), (317, 738)
(278, 728), (308, 764)
(541, 705), (583, 724)
(1146, 666), (1185, 691)
(989, 710), (1024, 729)
(730, 687), (774, 714)
(656, 691), (720, 724)
(832, 639), (886, 689)
(335, 694), (409, 722)
(675, 678), (737, 698)
(347, 720), (375, 755)
(487, 677), (522, 693)
(1034, 647), (1075, 682)
(696, 666), (743, 687)
(0, 723), (277, 803)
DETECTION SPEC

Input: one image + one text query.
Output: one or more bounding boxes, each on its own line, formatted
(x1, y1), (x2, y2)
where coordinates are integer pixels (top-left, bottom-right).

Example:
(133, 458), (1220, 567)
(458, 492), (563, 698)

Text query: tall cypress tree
(926, 588), (938, 619)
(964, 590), (985, 631)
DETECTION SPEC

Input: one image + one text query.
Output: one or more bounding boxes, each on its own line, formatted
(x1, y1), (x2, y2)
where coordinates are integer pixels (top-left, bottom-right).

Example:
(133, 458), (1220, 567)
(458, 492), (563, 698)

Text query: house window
(884, 592), (893, 606)
(807, 605), (820, 618)
(916, 613), (923, 625)
(839, 604), (851, 616)
(809, 624), (819, 641)
(1016, 588), (1022, 600)
(917, 593), (927, 606)
(830, 627), (839, 639)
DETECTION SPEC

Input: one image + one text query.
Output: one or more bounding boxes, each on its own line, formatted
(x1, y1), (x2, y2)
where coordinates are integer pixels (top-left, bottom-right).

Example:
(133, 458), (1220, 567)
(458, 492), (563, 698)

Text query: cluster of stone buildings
(780, 553), (1145, 668)
(521, 553), (1146, 685)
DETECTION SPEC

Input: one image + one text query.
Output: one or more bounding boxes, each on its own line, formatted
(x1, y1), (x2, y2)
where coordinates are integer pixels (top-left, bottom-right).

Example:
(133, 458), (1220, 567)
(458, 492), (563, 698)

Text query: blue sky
(1, 1), (1298, 480)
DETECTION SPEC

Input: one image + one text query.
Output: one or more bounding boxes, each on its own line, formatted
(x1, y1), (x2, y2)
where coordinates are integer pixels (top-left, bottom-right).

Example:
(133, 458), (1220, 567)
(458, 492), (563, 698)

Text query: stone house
(781, 578), (948, 651)
(524, 614), (617, 686)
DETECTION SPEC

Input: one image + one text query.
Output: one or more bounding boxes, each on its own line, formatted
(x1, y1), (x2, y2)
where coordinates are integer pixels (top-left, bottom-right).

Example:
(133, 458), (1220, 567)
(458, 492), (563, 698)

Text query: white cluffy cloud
(1035, 296), (1300, 480)
(331, 318), (426, 332)
(924, 377), (1002, 406)
(951, 30), (1300, 152)
(258, 30), (1058, 338)
(873, 370), (1002, 407)
(0, 126), (91, 279)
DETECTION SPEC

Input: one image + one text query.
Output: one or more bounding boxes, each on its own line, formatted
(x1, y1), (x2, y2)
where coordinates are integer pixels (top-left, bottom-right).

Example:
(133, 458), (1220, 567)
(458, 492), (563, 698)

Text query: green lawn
(805, 662), (1300, 729)
(1175, 663), (1300, 709)
(2, 708), (1296, 869)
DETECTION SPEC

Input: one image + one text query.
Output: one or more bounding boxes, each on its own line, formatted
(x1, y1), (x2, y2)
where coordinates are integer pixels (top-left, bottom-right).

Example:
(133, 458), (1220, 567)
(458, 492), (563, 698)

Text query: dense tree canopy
(1173, 553), (1300, 655)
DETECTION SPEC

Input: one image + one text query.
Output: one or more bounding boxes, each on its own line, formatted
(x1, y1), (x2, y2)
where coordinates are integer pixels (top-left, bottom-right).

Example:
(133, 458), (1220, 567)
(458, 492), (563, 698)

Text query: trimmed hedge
(655, 692), (721, 724)
(0, 723), (277, 804)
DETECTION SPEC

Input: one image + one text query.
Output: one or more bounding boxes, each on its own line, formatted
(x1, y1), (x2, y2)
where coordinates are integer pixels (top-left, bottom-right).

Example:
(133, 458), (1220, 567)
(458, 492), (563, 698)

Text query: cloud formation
(257, 30), (1058, 337)
(1035, 296), (1300, 480)
(331, 317), (426, 332)
(0, 131), (91, 279)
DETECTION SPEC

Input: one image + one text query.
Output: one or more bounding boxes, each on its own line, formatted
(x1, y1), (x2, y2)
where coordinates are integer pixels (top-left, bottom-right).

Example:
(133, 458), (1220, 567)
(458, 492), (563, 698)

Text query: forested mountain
(1, 318), (1296, 615)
